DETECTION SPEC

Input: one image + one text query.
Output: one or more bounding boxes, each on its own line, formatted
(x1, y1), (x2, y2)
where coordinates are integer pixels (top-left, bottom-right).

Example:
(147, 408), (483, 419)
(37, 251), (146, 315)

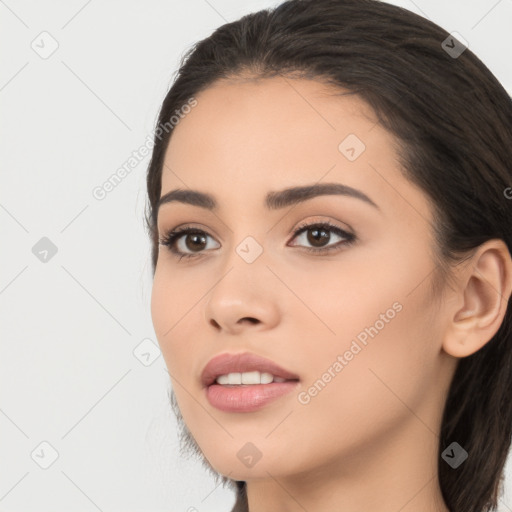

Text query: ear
(442, 239), (512, 358)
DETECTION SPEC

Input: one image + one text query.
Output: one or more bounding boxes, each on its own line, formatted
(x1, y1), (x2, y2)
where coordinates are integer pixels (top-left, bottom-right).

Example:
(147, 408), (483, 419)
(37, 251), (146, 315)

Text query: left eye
(159, 221), (356, 261)
(289, 222), (356, 253)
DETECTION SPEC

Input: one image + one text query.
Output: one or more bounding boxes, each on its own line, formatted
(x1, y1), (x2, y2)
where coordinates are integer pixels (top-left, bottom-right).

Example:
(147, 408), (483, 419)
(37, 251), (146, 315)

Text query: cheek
(281, 254), (397, 342)
(290, 245), (438, 420)
(150, 265), (173, 344)
(277, 300), (437, 472)
(150, 265), (199, 374)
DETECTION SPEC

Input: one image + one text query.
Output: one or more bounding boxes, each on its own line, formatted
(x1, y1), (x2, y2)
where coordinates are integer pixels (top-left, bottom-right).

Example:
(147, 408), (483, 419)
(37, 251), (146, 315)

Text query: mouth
(201, 351), (300, 387)
(201, 352), (300, 412)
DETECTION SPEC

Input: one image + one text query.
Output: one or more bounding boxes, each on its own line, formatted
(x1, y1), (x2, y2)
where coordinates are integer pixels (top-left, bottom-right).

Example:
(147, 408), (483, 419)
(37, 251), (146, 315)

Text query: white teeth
(243, 371), (264, 384)
(215, 371), (284, 385)
(259, 372), (273, 384)
(228, 373), (242, 385)
(215, 374), (230, 385)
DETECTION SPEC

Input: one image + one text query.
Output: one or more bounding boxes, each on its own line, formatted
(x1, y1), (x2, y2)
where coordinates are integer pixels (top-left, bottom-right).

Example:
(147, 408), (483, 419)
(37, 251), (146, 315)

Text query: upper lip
(201, 352), (300, 387)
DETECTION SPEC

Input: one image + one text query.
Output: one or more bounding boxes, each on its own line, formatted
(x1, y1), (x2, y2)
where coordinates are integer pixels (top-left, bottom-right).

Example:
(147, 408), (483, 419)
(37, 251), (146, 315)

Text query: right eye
(159, 226), (220, 260)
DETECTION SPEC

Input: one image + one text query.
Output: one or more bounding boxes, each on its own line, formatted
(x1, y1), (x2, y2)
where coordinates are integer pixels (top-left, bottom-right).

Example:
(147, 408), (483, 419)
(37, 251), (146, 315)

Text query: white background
(1, 0), (511, 511)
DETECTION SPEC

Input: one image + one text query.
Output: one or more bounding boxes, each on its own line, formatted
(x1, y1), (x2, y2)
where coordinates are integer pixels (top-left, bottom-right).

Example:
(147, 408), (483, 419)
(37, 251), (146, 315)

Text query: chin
(201, 440), (290, 480)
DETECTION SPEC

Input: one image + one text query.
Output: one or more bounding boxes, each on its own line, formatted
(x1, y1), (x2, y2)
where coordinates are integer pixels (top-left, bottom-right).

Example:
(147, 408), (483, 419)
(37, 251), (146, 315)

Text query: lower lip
(205, 381), (299, 412)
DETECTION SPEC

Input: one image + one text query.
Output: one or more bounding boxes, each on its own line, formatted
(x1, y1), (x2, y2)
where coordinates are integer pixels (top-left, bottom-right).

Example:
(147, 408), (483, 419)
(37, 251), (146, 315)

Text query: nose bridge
(218, 206), (269, 268)
(204, 194), (286, 288)
(203, 228), (280, 331)
(234, 231), (266, 265)
(214, 228), (267, 290)
(213, 187), (283, 261)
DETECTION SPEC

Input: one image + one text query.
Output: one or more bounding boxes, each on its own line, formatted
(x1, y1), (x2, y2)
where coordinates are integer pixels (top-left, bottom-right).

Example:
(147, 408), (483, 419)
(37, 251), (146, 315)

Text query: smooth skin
(150, 76), (512, 512)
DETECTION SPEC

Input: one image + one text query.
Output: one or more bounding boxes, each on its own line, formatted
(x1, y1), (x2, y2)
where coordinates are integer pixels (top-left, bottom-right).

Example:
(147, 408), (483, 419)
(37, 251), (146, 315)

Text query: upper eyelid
(159, 216), (354, 237)
(163, 220), (354, 245)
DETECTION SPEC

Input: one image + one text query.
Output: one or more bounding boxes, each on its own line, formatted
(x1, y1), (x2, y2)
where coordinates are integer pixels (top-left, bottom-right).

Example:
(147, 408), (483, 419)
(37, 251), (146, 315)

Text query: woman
(145, 0), (512, 510)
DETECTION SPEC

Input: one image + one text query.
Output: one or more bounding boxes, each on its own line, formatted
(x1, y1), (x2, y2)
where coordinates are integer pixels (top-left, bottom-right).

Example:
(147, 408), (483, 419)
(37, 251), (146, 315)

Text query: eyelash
(158, 220), (356, 261)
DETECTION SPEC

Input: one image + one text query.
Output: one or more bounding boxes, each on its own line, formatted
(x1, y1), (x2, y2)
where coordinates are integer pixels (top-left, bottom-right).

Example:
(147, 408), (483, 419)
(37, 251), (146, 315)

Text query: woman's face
(151, 77), (458, 483)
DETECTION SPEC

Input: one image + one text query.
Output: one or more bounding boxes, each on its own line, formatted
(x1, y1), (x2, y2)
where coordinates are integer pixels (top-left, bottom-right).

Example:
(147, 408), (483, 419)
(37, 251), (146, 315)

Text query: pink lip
(206, 381), (300, 412)
(201, 352), (300, 413)
(201, 352), (300, 388)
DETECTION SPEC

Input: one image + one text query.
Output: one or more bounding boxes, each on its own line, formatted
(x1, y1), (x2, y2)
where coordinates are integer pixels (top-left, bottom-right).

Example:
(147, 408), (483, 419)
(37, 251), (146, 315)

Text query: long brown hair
(145, 1), (512, 510)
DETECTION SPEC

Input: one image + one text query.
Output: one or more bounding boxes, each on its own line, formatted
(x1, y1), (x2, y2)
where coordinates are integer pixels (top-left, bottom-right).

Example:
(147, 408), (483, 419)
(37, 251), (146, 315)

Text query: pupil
(186, 233), (206, 251)
(308, 228), (329, 247)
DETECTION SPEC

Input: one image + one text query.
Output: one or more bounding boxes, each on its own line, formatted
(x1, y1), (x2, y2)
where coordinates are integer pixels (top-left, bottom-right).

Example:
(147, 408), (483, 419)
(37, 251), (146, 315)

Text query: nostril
(240, 317), (259, 325)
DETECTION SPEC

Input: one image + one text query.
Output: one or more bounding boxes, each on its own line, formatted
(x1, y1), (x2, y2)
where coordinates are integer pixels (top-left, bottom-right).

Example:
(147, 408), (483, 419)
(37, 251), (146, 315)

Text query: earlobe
(442, 239), (512, 359)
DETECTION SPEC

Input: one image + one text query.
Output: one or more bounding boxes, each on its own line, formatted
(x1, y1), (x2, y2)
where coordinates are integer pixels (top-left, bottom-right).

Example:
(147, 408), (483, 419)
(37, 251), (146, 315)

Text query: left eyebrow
(156, 182), (380, 214)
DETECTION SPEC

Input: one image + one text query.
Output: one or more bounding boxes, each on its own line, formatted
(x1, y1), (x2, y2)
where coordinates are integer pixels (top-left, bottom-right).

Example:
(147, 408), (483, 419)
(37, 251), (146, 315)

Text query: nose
(203, 266), (281, 335)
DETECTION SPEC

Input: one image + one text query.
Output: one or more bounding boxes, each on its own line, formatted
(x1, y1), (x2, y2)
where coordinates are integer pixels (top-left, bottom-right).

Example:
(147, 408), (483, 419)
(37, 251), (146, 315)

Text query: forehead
(160, 76), (429, 221)
(164, 76), (380, 172)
